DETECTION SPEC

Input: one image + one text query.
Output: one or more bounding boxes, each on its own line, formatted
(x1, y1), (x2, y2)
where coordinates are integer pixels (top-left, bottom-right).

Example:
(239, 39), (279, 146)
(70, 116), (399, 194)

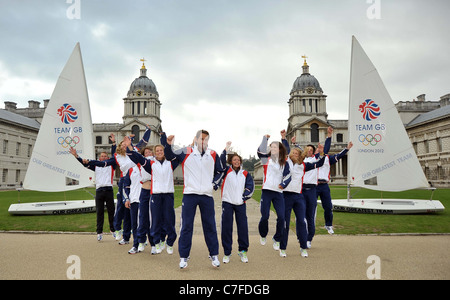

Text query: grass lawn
(0, 185), (449, 234)
(251, 185), (450, 235)
(0, 186), (184, 233)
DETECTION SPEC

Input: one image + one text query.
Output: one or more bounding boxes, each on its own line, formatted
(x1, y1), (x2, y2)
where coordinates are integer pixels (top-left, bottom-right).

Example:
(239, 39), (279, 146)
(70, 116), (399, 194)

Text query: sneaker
(179, 257), (189, 269)
(223, 255), (231, 264)
(151, 246), (157, 255)
(238, 251), (248, 263)
(325, 226), (334, 235)
(160, 241), (166, 251)
(260, 237), (267, 245)
(155, 243), (162, 254)
(279, 250), (287, 257)
(210, 255), (220, 268)
(118, 239), (129, 245)
(167, 245), (174, 255)
(138, 243), (145, 252)
(272, 238), (280, 251)
(307, 241), (312, 249)
(115, 230), (123, 241)
(128, 247), (138, 254)
(97, 234), (103, 242)
(300, 248), (308, 258)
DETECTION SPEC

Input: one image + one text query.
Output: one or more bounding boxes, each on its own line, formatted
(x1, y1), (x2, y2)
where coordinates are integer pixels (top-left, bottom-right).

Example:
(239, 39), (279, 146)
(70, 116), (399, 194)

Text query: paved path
(1, 191), (449, 280)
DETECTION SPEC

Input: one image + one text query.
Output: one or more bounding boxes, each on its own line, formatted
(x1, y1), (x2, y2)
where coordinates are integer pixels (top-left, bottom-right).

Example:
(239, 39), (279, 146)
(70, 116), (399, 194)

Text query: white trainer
(260, 237), (267, 245)
(179, 257), (189, 269)
(238, 251), (248, 263)
(166, 245), (174, 255)
(272, 238), (280, 251)
(223, 255), (231, 264)
(155, 243), (162, 254)
(325, 226), (334, 235)
(300, 248), (308, 258)
(210, 255), (220, 268)
(279, 250), (287, 257)
(307, 241), (312, 249)
(138, 243), (145, 252)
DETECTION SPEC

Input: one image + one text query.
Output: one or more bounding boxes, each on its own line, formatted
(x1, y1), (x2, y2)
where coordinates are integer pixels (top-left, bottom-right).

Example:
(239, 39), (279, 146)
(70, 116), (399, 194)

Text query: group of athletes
(69, 125), (352, 269)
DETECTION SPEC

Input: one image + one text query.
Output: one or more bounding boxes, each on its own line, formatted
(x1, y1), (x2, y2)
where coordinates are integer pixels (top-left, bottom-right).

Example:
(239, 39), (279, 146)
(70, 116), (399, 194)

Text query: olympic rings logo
(57, 136), (80, 148)
(358, 134), (382, 146)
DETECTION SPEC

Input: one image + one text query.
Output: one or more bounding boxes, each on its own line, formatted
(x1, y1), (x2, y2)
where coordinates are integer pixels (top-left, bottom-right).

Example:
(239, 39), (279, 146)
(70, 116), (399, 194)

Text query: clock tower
(286, 56), (329, 147)
(122, 59), (162, 145)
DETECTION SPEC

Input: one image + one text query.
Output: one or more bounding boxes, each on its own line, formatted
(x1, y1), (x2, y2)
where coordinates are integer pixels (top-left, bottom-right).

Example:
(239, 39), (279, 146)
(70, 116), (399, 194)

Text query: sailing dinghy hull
(8, 200), (99, 215)
(326, 199), (445, 214)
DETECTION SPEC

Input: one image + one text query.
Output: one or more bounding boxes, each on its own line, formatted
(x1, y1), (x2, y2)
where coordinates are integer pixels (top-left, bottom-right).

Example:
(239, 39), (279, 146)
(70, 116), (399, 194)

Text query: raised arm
(69, 147), (94, 170)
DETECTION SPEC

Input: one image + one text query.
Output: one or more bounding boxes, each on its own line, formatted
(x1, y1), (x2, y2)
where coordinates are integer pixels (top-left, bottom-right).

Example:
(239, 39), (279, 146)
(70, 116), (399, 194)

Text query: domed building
(285, 56), (349, 183)
(287, 56), (330, 147)
(121, 59), (162, 145)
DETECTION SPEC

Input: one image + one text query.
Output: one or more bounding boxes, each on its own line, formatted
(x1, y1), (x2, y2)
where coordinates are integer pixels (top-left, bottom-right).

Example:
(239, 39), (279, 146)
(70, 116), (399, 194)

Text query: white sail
(347, 36), (429, 192)
(23, 43), (95, 192)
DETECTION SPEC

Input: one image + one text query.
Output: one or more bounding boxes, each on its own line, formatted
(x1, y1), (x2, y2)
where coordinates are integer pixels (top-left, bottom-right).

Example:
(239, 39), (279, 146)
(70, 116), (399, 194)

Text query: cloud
(1, 0), (449, 157)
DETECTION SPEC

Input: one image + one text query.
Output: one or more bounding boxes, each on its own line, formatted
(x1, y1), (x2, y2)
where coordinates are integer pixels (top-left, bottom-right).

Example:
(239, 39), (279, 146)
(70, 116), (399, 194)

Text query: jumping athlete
(162, 130), (224, 269)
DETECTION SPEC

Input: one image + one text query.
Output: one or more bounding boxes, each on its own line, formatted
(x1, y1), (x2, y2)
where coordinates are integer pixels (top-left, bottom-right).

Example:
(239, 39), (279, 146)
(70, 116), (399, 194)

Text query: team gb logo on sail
(355, 99), (386, 152)
(55, 103), (83, 155)
(359, 99), (380, 121)
(57, 103), (78, 124)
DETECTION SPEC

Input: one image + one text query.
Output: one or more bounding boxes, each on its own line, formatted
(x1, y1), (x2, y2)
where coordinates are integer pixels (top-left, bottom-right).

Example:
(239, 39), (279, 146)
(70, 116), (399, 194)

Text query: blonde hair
(289, 147), (305, 164)
(116, 141), (126, 156)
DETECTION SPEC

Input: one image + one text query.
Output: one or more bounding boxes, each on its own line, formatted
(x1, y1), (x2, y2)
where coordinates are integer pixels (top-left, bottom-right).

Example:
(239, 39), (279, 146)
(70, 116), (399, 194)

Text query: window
(309, 99), (312, 113)
(337, 133), (343, 143)
(132, 125), (140, 141)
(16, 170), (20, 183)
(28, 144), (32, 157)
(310, 123), (319, 142)
(96, 136), (102, 144)
(137, 101), (141, 114)
(437, 138), (442, 152)
(3, 140), (8, 154)
(2, 169), (7, 183)
(16, 142), (21, 155)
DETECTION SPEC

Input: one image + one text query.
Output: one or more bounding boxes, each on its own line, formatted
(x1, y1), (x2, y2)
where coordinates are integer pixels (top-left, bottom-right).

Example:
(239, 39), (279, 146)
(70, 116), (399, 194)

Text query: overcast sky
(1, 0), (449, 157)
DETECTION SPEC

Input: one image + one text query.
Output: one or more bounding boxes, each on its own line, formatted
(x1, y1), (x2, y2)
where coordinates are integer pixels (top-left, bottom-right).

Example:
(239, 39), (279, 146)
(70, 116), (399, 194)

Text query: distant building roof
(407, 105), (450, 127)
(0, 109), (41, 130)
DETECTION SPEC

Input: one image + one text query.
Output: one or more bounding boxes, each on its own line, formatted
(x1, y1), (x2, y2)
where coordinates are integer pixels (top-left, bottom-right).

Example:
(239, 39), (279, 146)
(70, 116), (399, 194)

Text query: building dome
(291, 74), (323, 93)
(127, 62), (158, 96)
(291, 58), (323, 93)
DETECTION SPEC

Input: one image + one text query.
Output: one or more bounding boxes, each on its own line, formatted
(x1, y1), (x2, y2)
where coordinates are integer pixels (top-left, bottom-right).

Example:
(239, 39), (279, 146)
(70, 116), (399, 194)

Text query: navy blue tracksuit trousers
(281, 191), (308, 250)
(316, 183), (333, 227)
(178, 194), (219, 259)
(123, 202), (139, 248)
(221, 201), (249, 255)
(302, 184), (317, 242)
(151, 193), (177, 247)
(137, 189), (154, 246)
(258, 189), (286, 243)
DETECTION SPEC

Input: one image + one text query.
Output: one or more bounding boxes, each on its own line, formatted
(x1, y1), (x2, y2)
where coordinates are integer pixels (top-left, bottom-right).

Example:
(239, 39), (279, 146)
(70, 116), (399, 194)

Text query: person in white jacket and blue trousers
(162, 130), (224, 269)
(257, 130), (291, 251)
(219, 141), (254, 264)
